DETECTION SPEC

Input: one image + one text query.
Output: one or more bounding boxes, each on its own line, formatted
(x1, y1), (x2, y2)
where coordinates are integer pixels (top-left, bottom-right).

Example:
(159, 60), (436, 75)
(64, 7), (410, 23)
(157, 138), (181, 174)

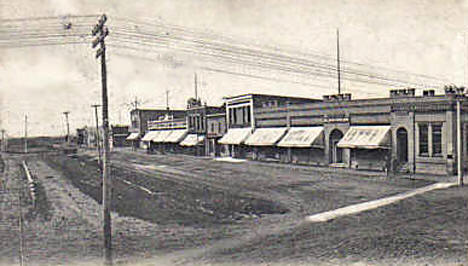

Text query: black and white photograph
(1, 1), (468, 265)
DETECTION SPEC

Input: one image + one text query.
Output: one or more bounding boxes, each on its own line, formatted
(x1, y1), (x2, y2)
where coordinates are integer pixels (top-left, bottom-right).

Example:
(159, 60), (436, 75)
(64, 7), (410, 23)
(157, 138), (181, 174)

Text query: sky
(1, 0), (468, 137)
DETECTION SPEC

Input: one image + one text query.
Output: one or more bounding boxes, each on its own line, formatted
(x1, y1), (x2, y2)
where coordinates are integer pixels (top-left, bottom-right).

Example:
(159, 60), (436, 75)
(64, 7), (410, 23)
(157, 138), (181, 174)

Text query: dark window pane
(432, 124), (442, 156)
(419, 124), (428, 155)
(233, 108), (237, 124)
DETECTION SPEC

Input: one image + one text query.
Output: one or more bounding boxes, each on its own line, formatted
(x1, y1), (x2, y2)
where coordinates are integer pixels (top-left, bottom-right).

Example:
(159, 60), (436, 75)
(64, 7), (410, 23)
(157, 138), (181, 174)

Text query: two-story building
(143, 114), (187, 154)
(181, 98), (225, 156)
(219, 93), (322, 160)
(126, 108), (185, 149)
(206, 109), (227, 157)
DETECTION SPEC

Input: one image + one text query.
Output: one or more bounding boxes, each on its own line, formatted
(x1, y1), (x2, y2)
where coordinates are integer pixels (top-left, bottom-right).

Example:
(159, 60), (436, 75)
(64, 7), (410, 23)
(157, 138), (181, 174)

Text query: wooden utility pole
(24, 115), (28, 154)
(18, 182), (24, 266)
(1, 129), (5, 152)
(92, 14), (112, 265)
(92, 104), (102, 169)
(336, 29), (341, 95)
(194, 72), (198, 100)
(166, 89), (170, 110)
(456, 87), (464, 186)
(63, 111), (70, 143)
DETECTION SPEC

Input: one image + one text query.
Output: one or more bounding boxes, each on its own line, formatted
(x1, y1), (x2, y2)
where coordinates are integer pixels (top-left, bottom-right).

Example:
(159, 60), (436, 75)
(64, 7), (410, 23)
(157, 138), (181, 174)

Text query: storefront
(164, 129), (188, 153)
(126, 132), (140, 149)
(244, 127), (288, 161)
(180, 134), (205, 156)
(218, 128), (252, 158)
(277, 127), (325, 165)
(337, 126), (392, 171)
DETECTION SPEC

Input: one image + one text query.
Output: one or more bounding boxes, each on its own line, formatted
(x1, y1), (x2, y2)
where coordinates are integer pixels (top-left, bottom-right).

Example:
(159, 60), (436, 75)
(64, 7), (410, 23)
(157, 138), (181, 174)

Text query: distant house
(76, 127), (88, 147)
(111, 125), (130, 147)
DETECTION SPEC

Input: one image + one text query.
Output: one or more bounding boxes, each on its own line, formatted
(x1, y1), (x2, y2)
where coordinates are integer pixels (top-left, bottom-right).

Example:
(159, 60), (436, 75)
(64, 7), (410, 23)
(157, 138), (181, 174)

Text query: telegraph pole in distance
(63, 111), (70, 143)
(92, 104), (102, 169)
(24, 115), (28, 154)
(92, 14), (112, 265)
(166, 89), (170, 110)
(194, 72), (198, 100)
(456, 87), (464, 186)
(1, 129), (5, 152)
(336, 28), (341, 95)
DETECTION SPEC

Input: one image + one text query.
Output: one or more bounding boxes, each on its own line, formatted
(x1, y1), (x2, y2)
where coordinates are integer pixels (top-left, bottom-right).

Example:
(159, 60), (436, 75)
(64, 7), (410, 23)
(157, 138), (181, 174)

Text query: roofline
(131, 108), (186, 112)
(187, 105), (224, 110)
(206, 112), (226, 117)
(222, 93), (321, 101)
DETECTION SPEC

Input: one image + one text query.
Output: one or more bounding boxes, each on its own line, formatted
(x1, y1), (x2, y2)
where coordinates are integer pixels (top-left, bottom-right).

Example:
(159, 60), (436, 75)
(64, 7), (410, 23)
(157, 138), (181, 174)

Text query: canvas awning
(277, 127), (324, 148)
(126, 132), (140, 141)
(180, 134), (205, 146)
(244, 127), (288, 146)
(337, 126), (391, 149)
(141, 131), (160, 142)
(218, 128), (252, 145)
(152, 130), (173, 143)
(164, 130), (188, 143)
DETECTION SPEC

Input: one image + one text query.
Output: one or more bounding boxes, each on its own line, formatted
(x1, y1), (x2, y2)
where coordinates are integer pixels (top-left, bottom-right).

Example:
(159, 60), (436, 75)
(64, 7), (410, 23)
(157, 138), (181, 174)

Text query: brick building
(221, 87), (467, 176)
(206, 110), (227, 157)
(219, 93), (321, 159)
(183, 98), (225, 156)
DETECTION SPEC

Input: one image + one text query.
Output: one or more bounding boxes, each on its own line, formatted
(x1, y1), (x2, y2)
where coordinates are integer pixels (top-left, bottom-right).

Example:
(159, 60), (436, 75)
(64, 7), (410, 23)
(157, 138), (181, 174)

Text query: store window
(233, 109), (237, 124)
(419, 123), (428, 155)
(432, 124), (442, 156)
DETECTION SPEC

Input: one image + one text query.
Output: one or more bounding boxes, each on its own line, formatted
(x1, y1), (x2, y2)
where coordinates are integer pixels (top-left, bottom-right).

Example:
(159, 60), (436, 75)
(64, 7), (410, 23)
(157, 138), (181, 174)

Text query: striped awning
(337, 126), (391, 149)
(126, 132), (140, 141)
(152, 130), (173, 143)
(164, 130), (188, 143)
(141, 131), (160, 142)
(218, 128), (252, 145)
(244, 128), (288, 146)
(277, 127), (324, 148)
(180, 134), (205, 146)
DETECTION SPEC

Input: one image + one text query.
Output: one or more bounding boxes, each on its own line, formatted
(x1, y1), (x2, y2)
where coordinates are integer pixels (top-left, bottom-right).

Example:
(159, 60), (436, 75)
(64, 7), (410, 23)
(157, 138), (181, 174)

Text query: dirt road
(1, 149), (465, 265)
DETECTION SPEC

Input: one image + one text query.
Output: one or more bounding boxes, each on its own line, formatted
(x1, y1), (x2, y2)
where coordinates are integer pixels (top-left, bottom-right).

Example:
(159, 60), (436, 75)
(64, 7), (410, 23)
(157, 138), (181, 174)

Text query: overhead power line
(113, 16), (448, 84)
(108, 32), (432, 88)
(0, 14), (450, 91)
(106, 22), (443, 88)
(0, 14), (100, 23)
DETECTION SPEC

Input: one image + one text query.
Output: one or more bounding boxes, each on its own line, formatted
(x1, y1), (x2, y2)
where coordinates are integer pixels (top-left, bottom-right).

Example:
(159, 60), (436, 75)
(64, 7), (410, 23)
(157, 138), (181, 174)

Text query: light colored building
(127, 108), (185, 149)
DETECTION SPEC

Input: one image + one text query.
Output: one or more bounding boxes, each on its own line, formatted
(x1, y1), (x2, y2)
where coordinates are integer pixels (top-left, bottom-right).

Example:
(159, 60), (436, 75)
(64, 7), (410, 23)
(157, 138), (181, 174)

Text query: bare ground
(0, 150), (465, 265)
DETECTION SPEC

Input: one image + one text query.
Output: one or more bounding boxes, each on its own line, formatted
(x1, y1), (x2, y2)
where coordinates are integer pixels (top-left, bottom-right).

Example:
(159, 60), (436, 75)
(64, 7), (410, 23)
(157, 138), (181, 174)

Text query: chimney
(423, 90), (435, 97)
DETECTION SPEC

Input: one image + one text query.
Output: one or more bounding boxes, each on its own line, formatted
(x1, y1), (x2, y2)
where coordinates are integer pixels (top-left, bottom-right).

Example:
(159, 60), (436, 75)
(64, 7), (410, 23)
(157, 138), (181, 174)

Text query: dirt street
(0, 150), (466, 265)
